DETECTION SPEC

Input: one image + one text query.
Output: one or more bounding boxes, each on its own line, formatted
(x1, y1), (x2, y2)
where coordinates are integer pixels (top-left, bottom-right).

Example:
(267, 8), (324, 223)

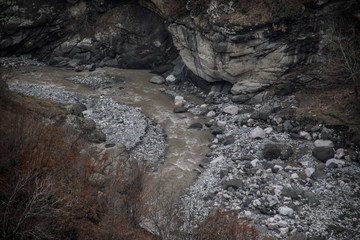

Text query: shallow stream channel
(5, 65), (211, 202)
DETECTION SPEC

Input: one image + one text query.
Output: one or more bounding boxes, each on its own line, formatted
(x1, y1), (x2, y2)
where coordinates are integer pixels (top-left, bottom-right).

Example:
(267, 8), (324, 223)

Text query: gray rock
(263, 144), (282, 160)
(222, 135), (235, 145)
(314, 139), (334, 148)
(335, 148), (345, 159)
(199, 158), (211, 168)
(249, 127), (266, 139)
(280, 145), (294, 160)
(312, 164), (326, 179)
(149, 76), (166, 84)
(231, 94), (251, 103)
(188, 122), (203, 129)
(222, 178), (244, 190)
(173, 106), (187, 113)
(211, 127), (225, 135)
(320, 127), (333, 140)
(312, 147), (335, 162)
(88, 63), (96, 71)
(283, 120), (293, 132)
(223, 105), (239, 115)
(326, 159), (345, 168)
(305, 167), (315, 177)
(278, 206), (294, 216)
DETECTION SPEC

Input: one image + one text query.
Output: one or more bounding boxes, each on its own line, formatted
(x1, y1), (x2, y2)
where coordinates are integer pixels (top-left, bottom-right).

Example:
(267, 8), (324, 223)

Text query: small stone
(304, 167), (315, 177)
(314, 139), (334, 148)
(320, 127), (333, 140)
(269, 200), (278, 207)
(283, 120), (293, 132)
(250, 127), (266, 139)
(335, 148), (345, 159)
(251, 159), (260, 167)
(278, 206), (294, 216)
(222, 135), (235, 145)
(278, 220), (288, 228)
(299, 131), (312, 140)
(253, 199), (261, 206)
(222, 178), (244, 190)
(88, 63), (96, 71)
(280, 145), (294, 160)
(279, 227), (289, 236)
(199, 158), (211, 168)
(149, 75), (166, 84)
(231, 94), (251, 103)
(223, 193), (232, 199)
(174, 96), (185, 106)
(326, 159), (345, 168)
(312, 147), (335, 162)
(291, 173), (299, 179)
(173, 106), (187, 113)
(188, 122), (203, 129)
(263, 144), (282, 160)
(217, 120), (227, 127)
(264, 127), (273, 134)
(223, 105), (239, 115)
(206, 110), (216, 118)
(166, 74), (176, 82)
(211, 127), (225, 135)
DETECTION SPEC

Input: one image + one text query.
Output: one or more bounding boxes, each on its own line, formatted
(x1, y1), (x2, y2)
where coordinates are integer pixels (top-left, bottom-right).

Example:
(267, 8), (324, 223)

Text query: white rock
(212, 138), (219, 144)
(291, 173), (299, 179)
(264, 127), (273, 134)
(82, 109), (93, 117)
(200, 104), (207, 108)
(251, 159), (260, 167)
(278, 220), (288, 228)
(274, 165), (283, 171)
(279, 227), (289, 236)
(223, 193), (232, 199)
(212, 156), (225, 164)
(267, 222), (279, 230)
(174, 96), (185, 106)
(217, 120), (227, 127)
(149, 75), (165, 84)
(206, 110), (216, 118)
(326, 158), (345, 168)
(304, 167), (315, 177)
(278, 206), (294, 216)
(335, 148), (345, 159)
(299, 131), (312, 140)
(253, 199), (261, 206)
(249, 126), (266, 139)
(244, 211), (252, 216)
(223, 105), (239, 115)
(166, 74), (176, 82)
(314, 139), (334, 148)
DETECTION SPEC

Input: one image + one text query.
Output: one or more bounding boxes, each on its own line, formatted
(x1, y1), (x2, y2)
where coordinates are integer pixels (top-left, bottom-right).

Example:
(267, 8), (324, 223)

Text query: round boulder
(312, 147), (335, 162)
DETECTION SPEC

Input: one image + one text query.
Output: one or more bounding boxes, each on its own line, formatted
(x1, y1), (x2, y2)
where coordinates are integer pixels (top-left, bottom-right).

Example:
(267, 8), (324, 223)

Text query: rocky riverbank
(7, 77), (167, 168)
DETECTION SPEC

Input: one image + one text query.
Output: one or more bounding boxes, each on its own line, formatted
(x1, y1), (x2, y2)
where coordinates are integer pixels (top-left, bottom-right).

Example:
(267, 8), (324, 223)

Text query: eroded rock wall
(0, 0), (177, 69)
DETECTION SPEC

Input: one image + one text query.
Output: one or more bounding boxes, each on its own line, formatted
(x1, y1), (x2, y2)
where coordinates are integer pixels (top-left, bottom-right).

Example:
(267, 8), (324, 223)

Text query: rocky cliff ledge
(146, 0), (360, 96)
(1, 0), (359, 95)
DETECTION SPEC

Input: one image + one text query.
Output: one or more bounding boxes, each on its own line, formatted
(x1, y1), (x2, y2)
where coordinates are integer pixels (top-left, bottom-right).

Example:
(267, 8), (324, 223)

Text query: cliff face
(0, 0), (177, 69)
(149, 0), (359, 95)
(1, 0), (359, 94)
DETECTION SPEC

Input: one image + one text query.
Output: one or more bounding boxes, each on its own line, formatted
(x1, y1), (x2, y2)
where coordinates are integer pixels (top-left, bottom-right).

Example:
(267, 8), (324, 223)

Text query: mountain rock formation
(1, 0), (359, 95)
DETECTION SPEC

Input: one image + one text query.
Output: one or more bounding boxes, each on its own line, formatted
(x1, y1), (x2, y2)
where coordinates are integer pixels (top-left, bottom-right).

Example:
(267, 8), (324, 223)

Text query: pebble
(278, 206), (294, 216)
(223, 105), (239, 115)
(249, 126), (266, 139)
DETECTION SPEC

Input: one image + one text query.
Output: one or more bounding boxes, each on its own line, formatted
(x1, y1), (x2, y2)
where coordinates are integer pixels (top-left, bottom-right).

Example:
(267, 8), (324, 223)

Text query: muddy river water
(6, 66), (210, 201)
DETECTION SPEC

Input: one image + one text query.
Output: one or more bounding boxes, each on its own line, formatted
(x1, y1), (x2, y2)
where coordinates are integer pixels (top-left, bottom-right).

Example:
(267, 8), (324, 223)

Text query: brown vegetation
(0, 89), (153, 240)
